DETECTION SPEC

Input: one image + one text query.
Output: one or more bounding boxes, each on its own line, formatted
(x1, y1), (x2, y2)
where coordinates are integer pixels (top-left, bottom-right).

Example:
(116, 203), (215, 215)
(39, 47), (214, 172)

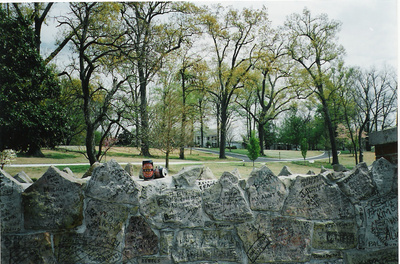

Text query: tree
(58, 77), (86, 145)
(0, 149), (16, 169)
(263, 122), (278, 150)
(5, 3), (74, 65)
(202, 5), (266, 158)
(330, 65), (361, 164)
(121, 2), (197, 157)
(175, 48), (203, 159)
(6, 2), (53, 54)
(308, 108), (329, 150)
(238, 28), (300, 155)
(235, 81), (257, 141)
(0, 8), (69, 155)
(278, 108), (308, 148)
(117, 65), (142, 149)
(191, 61), (212, 148)
(284, 8), (345, 165)
(300, 138), (308, 160)
(367, 66), (398, 131)
(351, 66), (397, 162)
(60, 2), (127, 165)
(336, 123), (365, 164)
(117, 129), (135, 146)
(226, 119), (239, 151)
(247, 131), (260, 167)
(152, 62), (181, 169)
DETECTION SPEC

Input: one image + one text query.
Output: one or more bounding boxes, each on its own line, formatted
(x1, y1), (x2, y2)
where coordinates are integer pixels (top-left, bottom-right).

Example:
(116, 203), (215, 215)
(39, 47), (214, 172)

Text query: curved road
(195, 148), (333, 163)
(5, 149), (334, 169)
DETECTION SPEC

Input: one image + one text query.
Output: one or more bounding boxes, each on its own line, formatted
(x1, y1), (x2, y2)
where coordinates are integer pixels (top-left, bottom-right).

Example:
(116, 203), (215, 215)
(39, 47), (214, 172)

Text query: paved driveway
(195, 148), (331, 163)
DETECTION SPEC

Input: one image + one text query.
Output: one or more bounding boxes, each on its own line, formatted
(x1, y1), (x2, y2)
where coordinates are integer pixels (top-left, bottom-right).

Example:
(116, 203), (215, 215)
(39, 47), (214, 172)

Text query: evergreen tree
(0, 7), (68, 155)
(247, 131), (260, 167)
(300, 138), (308, 161)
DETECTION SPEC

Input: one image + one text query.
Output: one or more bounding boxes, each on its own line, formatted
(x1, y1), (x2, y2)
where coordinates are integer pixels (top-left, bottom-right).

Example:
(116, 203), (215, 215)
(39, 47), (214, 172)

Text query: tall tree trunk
(219, 104), (227, 159)
(179, 119), (185, 159)
(358, 134), (364, 163)
(34, 3), (42, 53)
(179, 71), (186, 159)
(81, 59), (98, 164)
(197, 97), (205, 148)
(33, 3), (53, 54)
(138, 66), (151, 157)
(27, 143), (45, 157)
(200, 112), (204, 147)
(135, 114), (140, 148)
(352, 140), (358, 165)
(216, 103), (220, 148)
(365, 115), (371, 151)
(165, 150), (169, 169)
(247, 114), (251, 140)
(85, 124), (97, 165)
(358, 122), (366, 163)
(321, 98), (339, 165)
(258, 122), (265, 156)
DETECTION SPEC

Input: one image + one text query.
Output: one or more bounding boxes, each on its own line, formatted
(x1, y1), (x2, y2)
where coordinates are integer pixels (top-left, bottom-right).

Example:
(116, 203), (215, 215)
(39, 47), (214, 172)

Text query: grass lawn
(3, 146), (376, 180)
(173, 151), (375, 178)
(218, 148), (323, 159)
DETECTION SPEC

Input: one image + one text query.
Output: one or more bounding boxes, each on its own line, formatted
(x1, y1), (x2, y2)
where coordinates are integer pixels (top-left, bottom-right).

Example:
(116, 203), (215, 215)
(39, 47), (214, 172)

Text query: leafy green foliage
(284, 8), (344, 165)
(247, 131), (260, 167)
(117, 130), (136, 147)
(263, 122), (278, 149)
(278, 109), (307, 147)
(0, 8), (68, 154)
(44, 152), (78, 160)
(300, 138), (308, 160)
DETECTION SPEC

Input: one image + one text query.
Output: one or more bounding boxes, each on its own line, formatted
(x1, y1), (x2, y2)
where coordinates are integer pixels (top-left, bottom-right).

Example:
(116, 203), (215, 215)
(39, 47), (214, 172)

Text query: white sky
(217, 0), (398, 69)
(40, 0), (398, 71)
(35, 0), (397, 140)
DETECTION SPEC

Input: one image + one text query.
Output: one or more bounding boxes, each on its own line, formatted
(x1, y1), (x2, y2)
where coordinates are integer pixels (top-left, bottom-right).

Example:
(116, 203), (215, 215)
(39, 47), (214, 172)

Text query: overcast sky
(37, 0), (397, 140)
(219, 0), (398, 69)
(41, 0), (398, 71)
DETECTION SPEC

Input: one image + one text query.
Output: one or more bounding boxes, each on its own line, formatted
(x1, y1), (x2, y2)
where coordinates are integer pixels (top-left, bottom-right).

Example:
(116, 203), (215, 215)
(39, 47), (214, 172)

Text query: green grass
(55, 165), (91, 174)
(106, 152), (138, 158)
(213, 148), (323, 159)
(291, 160), (334, 170)
(3, 147), (376, 180)
(45, 153), (79, 159)
(222, 148), (248, 155)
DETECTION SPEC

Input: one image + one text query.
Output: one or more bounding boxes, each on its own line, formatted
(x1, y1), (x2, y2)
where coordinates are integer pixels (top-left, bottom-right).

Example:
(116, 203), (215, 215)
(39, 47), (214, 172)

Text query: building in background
(194, 129), (218, 148)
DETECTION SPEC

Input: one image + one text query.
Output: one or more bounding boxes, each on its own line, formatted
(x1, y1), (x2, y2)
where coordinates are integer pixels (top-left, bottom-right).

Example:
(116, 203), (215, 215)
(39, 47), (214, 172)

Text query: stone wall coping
(369, 127), (398, 145)
(1, 159), (398, 264)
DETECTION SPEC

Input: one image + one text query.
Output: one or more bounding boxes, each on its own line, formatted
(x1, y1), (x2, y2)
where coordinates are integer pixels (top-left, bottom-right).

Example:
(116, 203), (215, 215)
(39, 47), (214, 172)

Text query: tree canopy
(284, 8), (345, 164)
(0, 7), (68, 156)
(1, 3), (396, 167)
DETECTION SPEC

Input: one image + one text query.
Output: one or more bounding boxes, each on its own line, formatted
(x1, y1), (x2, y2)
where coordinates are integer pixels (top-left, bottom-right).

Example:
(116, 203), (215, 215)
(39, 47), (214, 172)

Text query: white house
(194, 129), (218, 148)
(194, 129), (244, 149)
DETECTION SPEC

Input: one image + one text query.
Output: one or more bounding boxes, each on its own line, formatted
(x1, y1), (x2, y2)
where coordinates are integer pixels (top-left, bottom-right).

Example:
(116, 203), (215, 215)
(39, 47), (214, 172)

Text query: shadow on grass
(291, 161), (353, 170)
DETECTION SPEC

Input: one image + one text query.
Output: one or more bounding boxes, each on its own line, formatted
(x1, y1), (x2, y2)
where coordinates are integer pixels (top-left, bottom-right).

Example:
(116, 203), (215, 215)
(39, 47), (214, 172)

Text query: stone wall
(1, 158), (398, 264)
(370, 127), (398, 164)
